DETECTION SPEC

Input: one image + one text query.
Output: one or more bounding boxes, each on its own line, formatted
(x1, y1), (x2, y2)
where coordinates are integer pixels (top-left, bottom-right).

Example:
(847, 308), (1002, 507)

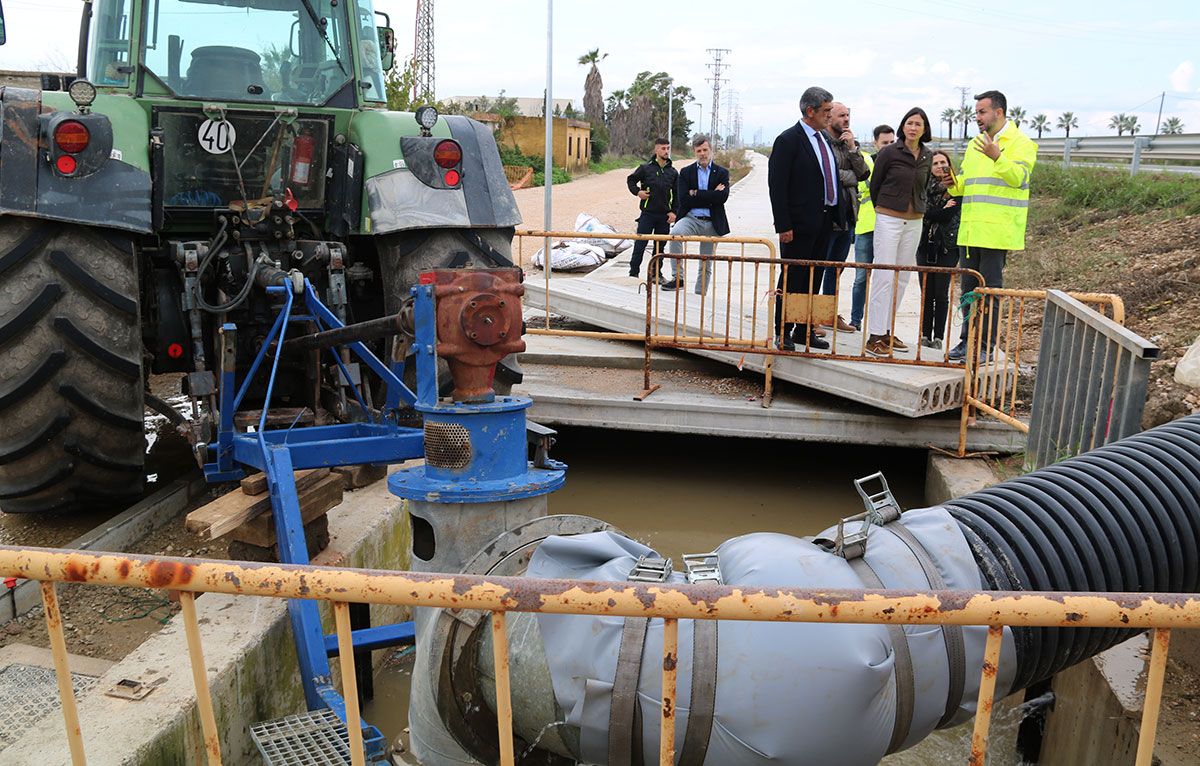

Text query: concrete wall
(5, 478), (412, 766)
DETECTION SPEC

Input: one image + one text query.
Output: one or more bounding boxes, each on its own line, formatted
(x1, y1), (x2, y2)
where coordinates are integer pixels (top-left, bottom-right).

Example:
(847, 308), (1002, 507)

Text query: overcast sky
(3, 0), (1199, 141)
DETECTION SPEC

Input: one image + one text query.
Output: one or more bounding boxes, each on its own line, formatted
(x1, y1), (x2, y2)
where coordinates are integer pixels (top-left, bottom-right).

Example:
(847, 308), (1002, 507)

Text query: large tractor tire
(0, 218), (144, 514)
(377, 227), (521, 396)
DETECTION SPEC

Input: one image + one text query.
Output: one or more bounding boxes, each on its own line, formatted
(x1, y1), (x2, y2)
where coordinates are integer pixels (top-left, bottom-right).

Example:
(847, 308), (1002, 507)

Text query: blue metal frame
(323, 621), (416, 656)
(202, 280), (430, 764)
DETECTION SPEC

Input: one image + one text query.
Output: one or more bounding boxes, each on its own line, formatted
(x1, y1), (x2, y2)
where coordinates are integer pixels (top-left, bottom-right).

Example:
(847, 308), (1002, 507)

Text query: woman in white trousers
(864, 107), (933, 357)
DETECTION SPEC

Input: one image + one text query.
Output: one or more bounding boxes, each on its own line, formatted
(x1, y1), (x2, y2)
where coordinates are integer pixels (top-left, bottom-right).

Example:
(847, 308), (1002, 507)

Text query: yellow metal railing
(1, 545), (1195, 766)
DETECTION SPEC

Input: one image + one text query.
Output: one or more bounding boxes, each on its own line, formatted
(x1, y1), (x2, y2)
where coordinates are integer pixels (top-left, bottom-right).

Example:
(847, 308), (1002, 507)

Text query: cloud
(891, 57), (929, 80)
(1169, 61), (1195, 92)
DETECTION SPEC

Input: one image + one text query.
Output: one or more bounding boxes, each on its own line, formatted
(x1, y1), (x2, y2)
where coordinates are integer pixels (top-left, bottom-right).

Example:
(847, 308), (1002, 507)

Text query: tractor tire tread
(0, 412), (73, 466)
(0, 283), (63, 346)
(50, 249), (138, 316)
(53, 316), (141, 379)
(0, 218), (144, 514)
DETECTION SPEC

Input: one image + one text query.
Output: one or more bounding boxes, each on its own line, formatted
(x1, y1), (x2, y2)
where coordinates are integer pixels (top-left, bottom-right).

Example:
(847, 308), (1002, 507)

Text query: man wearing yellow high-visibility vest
(945, 90), (1037, 362)
(849, 125), (896, 331)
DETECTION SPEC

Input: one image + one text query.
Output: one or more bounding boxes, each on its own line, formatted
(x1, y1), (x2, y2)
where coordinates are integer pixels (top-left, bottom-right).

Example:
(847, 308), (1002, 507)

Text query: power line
(706, 48), (731, 148)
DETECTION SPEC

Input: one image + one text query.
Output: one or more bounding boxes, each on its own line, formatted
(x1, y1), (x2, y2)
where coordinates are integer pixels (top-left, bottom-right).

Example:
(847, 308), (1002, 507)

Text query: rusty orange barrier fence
(0, 544), (1193, 766)
(514, 230), (988, 404)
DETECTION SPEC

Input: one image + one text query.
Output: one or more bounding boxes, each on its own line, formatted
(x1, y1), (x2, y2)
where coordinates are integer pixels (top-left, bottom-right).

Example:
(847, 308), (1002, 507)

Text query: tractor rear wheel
(0, 218), (145, 514)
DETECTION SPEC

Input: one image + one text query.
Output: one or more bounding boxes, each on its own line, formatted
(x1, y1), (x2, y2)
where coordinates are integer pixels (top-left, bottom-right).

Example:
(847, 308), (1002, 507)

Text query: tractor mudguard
(355, 112), (521, 235)
(0, 87), (152, 234)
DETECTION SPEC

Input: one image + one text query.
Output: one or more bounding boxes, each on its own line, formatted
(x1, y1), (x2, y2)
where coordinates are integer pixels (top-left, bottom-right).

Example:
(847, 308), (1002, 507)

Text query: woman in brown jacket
(864, 107), (932, 357)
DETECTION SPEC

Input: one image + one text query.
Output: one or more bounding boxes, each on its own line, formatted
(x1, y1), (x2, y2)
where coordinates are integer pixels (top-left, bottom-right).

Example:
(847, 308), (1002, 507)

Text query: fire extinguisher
(290, 132), (315, 187)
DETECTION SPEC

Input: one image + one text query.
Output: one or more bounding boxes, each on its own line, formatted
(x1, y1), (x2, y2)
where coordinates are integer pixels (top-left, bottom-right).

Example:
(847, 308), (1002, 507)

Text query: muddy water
(367, 428), (1032, 764)
(546, 427), (928, 557)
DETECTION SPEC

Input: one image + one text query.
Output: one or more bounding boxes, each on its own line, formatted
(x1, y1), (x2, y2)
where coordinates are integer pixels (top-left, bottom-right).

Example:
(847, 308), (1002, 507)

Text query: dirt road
(512, 154), (770, 237)
(513, 165), (646, 234)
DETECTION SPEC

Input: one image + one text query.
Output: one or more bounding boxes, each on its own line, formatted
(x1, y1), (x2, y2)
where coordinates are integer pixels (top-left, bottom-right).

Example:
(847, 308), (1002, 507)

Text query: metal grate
(423, 421), (472, 470)
(0, 663), (99, 750)
(250, 708), (353, 765)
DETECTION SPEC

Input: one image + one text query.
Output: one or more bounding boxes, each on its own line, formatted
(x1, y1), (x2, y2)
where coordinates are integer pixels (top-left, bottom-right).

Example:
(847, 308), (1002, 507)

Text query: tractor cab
(87, 0), (392, 106)
(80, 0), (396, 214)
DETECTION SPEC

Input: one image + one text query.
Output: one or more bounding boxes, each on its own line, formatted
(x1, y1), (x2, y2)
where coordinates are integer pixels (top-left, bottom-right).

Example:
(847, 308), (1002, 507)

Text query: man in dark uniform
(768, 86), (842, 351)
(626, 138), (678, 281)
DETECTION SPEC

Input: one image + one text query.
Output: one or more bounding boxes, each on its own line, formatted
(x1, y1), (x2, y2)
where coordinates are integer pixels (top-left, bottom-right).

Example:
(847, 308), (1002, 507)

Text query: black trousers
(958, 246), (1007, 344)
(629, 212), (670, 276)
(774, 209), (834, 338)
(922, 247), (962, 340)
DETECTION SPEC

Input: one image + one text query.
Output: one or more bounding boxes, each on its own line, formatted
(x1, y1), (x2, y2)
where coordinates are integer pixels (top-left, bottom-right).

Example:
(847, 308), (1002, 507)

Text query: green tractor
(0, 0), (523, 514)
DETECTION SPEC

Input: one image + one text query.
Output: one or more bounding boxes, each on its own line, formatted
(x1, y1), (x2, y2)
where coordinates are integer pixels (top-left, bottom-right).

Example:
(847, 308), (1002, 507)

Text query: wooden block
(332, 463), (388, 490)
(229, 474), (344, 548)
(228, 515), (331, 563)
(186, 468), (330, 539)
(239, 467), (326, 496)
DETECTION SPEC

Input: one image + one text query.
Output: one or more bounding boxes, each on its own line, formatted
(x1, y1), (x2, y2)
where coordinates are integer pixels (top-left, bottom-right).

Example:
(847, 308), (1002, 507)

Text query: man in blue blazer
(768, 86), (843, 351)
(664, 135), (730, 294)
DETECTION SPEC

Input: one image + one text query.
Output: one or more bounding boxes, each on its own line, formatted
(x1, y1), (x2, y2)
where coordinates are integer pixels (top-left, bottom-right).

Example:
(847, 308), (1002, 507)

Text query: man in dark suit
(768, 86), (843, 350)
(664, 134), (730, 294)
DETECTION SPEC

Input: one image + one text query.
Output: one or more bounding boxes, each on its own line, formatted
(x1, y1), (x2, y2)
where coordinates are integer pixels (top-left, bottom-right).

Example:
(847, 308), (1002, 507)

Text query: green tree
(958, 105), (973, 139)
(1008, 106), (1026, 129)
(1109, 113), (1128, 136)
(607, 72), (694, 149)
(384, 58), (419, 111)
(1161, 116), (1185, 134)
(1030, 113), (1050, 139)
(1056, 111), (1078, 138)
(941, 107), (957, 140)
(1122, 114), (1140, 135)
(578, 48), (607, 126)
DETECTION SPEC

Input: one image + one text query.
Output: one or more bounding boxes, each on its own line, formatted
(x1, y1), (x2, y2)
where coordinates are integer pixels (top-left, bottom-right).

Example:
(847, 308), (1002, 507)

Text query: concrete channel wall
(5, 478), (411, 766)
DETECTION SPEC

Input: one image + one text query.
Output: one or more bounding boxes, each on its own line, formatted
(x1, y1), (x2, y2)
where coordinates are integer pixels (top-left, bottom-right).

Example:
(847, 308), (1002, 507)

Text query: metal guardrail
(932, 133), (1200, 175)
(956, 287), (1126, 456)
(1, 545), (1197, 765)
(1023, 290), (1159, 470)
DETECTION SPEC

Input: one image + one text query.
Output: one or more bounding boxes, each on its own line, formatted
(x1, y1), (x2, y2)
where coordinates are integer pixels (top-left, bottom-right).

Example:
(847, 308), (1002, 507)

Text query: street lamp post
(667, 80), (673, 156)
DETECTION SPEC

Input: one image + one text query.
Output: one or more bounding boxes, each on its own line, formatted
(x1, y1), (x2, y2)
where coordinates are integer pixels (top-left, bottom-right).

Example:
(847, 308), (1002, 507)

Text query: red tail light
(55, 155), (78, 175)
(443, 169), (460, 186)
(54, 120), (90, 154)
(434, 139), (462, 168)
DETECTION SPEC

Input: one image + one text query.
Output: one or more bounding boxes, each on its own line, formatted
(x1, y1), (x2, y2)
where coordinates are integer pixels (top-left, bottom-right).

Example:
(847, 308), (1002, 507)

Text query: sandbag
(532, 240), (607, 271)
(1175, 333), (1200, 389)
(573, 212), (631, 256)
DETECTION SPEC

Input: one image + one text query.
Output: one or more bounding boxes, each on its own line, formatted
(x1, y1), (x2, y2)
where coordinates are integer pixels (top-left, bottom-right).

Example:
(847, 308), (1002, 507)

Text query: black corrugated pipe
(946, 412), (1200, 692)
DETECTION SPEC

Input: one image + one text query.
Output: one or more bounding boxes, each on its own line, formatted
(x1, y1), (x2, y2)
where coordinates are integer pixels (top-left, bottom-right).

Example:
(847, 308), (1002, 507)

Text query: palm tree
(958, 105), (973, 139)
(1031, 114), (1050, 139)
(940, 107), (957, 140)
(1056, 112), (1078, 138)
(578, 48), (608, 125)
(1122, 114), (1141, 136)
(1008, 106), (1026, 129)
(1161, 116), (1185, 134)
(1108, 113), (1127, 136)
